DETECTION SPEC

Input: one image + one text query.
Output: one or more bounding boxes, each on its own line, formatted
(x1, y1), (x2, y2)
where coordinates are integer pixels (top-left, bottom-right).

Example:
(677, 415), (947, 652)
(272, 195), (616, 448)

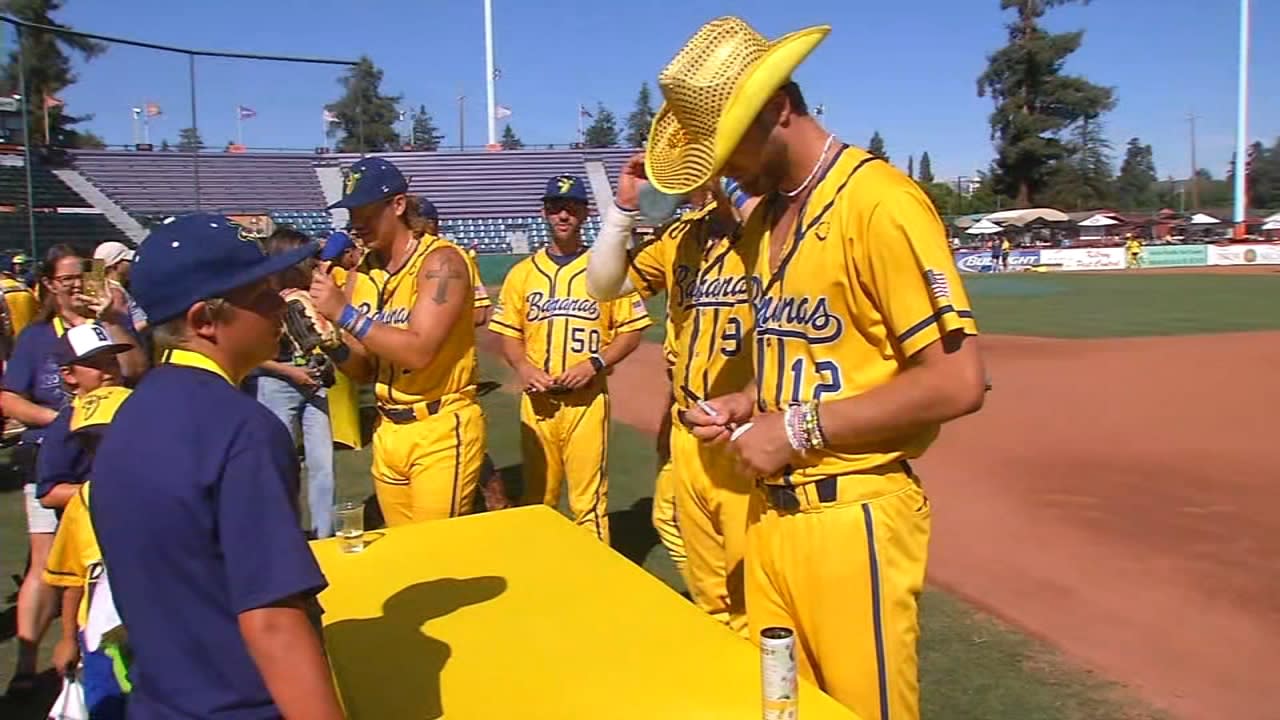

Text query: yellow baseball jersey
(749, 146), (978, 483)
(489, 250), (652, 375)
(627, 204), (758, 408)
(1, 277), (37, 336)
(372, 235), (478, 406)
(44, 482), (99, 625)
(464, 249), (492, 310)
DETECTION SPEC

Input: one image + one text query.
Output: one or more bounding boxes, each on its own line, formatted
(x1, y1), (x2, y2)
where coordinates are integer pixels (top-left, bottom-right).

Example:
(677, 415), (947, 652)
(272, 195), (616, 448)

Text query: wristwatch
(588, 354), (606, 373)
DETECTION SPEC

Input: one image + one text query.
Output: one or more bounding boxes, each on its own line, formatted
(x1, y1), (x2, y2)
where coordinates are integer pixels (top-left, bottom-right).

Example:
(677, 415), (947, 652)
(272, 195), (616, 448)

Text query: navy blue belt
(763, 460), (914, 512)
(378, 399), (443, 424)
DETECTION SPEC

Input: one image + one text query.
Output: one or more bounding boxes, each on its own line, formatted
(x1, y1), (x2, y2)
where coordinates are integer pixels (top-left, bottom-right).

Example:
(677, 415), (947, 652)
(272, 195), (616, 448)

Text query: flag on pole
(323, 109), (339, 124)
(44, 94), (64, 109)
(237, 105), (257, 119)
(145, 103), (162, 117)
(495, 104), (512, 120)
(579, 104), (593, 119)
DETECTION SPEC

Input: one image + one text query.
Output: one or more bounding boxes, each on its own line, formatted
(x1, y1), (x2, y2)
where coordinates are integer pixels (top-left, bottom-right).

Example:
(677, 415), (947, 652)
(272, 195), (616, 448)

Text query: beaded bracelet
(784, 403), (808, 453)
(804, 399), (826, 450)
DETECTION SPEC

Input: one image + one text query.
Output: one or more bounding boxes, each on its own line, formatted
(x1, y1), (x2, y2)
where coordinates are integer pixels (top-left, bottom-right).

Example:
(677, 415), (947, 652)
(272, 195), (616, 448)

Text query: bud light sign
(953, 249), (1041, 273)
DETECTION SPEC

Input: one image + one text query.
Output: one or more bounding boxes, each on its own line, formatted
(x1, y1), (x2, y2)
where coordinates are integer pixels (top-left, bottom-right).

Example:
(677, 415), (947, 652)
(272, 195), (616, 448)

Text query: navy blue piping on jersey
(896, 306), (975, 347)
(530, 253), (557, 372)
(863, 503), (892, 720)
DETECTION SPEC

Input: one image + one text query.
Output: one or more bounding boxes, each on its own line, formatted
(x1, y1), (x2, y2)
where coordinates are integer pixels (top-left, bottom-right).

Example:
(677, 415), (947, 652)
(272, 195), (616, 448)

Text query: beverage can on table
(761, 626), (798, 720)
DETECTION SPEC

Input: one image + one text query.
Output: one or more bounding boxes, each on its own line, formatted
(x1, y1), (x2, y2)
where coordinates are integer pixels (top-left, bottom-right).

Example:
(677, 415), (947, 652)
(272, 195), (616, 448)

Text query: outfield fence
(953, 243), (1280, 274)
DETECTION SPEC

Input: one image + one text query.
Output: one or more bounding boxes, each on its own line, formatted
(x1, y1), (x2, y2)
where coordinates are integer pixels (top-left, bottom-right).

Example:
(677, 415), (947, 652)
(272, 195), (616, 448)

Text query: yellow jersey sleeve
(487, 265), (526, 339)
(44, 486), (94, 589)
(863, 187), (978, 357)
(463, 250), (492, 309)
(626, 231), (675, 299)
(610, 292), (654, 335)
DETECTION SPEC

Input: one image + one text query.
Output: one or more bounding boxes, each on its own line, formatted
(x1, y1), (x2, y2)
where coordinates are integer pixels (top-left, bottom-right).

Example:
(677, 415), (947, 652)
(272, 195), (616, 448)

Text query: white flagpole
(1232, 0), (1251, 233)
(143, 102), (151, 145)
(237, 108), (243, 146)
(484, 0), (497, 146)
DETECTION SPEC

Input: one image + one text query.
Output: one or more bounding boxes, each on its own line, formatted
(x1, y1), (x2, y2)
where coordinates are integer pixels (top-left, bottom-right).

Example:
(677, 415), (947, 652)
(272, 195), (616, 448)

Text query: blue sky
(37, 0), (1278, 182)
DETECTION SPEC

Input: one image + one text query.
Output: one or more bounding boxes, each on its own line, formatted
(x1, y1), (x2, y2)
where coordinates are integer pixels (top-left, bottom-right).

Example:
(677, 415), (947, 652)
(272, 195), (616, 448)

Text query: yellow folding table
(312, 505), (858, 719)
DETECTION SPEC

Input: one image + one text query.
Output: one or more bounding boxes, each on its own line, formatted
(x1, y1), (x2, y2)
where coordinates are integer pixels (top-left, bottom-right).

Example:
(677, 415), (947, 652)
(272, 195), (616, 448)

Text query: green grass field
(11, 268), (1271, 716)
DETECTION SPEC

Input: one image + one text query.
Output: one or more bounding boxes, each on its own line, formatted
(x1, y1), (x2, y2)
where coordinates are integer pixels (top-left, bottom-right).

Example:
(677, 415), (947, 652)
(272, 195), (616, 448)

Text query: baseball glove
(281, 289), (342, 354)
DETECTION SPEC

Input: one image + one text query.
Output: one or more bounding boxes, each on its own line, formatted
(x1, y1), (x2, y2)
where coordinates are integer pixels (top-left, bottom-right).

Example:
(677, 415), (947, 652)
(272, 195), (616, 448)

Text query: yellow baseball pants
(651, 395), (686, 571)
(371, 398), (486, 526)
(747, 467), (930, 720)
(670, 418), (753, 636)
(520, 388), (610, 543)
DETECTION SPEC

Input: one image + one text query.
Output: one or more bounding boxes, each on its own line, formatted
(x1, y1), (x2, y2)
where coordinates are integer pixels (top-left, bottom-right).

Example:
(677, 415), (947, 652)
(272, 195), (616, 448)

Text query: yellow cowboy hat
(645, 17), (830, 195)
(70, 386), (133, 433)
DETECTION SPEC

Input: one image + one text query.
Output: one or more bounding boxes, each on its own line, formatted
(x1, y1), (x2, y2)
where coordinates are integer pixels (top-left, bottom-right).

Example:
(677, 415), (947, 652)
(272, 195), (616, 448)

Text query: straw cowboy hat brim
(646, 21), (830, 195)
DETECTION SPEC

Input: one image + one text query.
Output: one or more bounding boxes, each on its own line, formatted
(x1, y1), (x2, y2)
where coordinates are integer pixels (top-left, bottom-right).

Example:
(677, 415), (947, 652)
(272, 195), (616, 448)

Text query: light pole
(483, 0), (497, 147)
(1232, 0), (1251, 236)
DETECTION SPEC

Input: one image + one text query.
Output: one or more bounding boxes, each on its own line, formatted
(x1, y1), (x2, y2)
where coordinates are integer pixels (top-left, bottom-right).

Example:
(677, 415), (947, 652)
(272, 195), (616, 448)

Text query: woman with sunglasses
(0, 244), (145, 694)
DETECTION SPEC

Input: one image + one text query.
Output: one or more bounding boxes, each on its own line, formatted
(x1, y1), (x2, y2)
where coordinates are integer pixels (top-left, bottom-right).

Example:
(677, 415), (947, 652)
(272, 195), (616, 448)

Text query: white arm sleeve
(586, 203), (639, 301)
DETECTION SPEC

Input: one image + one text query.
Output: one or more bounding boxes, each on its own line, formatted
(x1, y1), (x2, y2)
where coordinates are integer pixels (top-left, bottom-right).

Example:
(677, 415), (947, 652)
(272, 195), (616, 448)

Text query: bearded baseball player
(653, 17), (987, 720)
(489, 175), (651, 543)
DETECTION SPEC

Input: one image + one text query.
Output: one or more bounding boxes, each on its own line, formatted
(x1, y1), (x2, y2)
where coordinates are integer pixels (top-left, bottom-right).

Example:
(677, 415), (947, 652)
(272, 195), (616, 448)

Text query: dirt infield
(591, 331), (1280, 720)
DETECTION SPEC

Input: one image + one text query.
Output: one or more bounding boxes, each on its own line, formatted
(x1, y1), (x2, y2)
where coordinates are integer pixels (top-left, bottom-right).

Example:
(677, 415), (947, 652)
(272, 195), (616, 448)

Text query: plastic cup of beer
(334, 501), (365, 553)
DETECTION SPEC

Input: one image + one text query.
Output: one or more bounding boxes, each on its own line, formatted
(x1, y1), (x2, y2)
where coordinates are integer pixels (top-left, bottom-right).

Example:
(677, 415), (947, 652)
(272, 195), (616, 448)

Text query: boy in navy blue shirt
(90, 214), (344, 719)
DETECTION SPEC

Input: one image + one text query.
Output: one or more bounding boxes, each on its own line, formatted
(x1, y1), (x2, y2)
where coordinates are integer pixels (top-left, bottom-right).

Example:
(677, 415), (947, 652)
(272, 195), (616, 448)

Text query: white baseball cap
(56, 323), (132, 366)
(93, 241), (136, 267)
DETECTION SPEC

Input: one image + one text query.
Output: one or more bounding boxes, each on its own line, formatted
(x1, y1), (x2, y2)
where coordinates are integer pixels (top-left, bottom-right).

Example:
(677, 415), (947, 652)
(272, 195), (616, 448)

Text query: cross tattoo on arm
(424, 253), (467, 306)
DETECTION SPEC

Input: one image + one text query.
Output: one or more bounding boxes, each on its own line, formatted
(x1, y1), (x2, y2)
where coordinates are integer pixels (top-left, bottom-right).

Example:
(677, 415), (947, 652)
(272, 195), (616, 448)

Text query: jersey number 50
(570, 327), (602, 354)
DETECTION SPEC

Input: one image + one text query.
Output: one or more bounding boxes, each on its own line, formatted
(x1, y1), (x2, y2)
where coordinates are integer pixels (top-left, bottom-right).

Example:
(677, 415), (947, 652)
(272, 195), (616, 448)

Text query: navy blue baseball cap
(542, 174), (589, 204)
(319, 231), (354, 261)
(132, 213), (318, 324)
(328, 157), (409, 210)
(417, 196), (439, 221)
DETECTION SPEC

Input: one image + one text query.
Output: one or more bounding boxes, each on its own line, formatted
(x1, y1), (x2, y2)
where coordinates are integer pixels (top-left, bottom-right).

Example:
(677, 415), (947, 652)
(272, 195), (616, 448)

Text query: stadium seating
(0, 165), (91, 208)
(71, 150), (327, 214)
(0, 212), (130, 255)
(70, 147), (634, 251)
(270, 209), (333, 237)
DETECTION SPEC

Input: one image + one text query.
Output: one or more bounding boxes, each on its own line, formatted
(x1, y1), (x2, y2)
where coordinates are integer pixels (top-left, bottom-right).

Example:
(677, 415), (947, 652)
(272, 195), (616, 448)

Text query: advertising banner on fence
(1039, 247), (1126, 271)
(953, 249), (1041, 273)
(1141, 244), (1208, 268)
(1207, 243), (1280, 266)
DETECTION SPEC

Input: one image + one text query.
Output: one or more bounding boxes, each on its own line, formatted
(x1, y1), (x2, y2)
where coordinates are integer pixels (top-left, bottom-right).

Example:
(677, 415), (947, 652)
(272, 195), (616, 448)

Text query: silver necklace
(780, 134), (836, 198)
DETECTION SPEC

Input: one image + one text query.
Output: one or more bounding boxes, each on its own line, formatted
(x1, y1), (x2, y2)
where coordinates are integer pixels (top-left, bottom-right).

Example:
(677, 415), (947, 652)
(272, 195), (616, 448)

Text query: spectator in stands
(0, 244), (145, 695)
(318, 230), (378, 453)
(13, 253), (36, 288)
(94, 241), (148, 333)
(90, 214), (343, 719)
(255, 227), (337, 539)
(2, 255), (39, 340)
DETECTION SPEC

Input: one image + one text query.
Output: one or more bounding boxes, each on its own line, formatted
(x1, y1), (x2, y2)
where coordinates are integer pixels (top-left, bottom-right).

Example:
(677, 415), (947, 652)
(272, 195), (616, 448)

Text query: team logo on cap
(345, 169), (363, 196)
(557, 176), (575, 194)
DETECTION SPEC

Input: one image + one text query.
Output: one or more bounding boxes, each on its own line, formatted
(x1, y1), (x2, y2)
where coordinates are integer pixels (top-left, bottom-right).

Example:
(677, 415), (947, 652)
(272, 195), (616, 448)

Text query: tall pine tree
(1044, 115), (1114, 210)
(176, 127), (205, 152)
(584, 103), (619, 148)
(918, 151), (935, 184)
(500, 124), (524, 150)
(978, 0), (1115, 206)
(624, 82), (656, 148)
(907, 154), (915, 180)
(1114, 137), (1158, 210)
(1, 0), (107, 148)
(410, 104), (443, 151)
(867, 131), (888, 162)
(326, 56), (402, 153)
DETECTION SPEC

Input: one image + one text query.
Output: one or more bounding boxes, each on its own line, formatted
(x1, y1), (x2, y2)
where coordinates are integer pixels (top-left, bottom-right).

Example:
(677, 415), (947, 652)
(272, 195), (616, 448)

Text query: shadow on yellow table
(312, 505), (858, 719)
